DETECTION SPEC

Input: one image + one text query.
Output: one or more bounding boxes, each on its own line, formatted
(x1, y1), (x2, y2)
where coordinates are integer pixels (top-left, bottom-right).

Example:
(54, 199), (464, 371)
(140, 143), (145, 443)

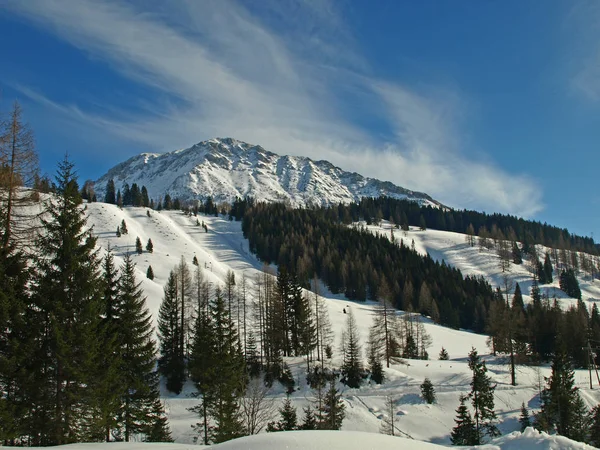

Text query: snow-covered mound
(37, 428), (595, 449)
(94, 137), (440, 207)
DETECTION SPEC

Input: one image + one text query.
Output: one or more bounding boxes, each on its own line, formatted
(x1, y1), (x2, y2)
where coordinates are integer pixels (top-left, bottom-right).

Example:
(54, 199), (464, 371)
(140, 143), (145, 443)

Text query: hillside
(94, 138), (440, 208)
(82, 202), (600, 446)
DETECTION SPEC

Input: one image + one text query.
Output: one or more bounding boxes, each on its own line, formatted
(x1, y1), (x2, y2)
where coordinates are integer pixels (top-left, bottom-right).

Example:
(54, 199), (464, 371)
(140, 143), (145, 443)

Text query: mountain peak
(95, 138), (441, 208)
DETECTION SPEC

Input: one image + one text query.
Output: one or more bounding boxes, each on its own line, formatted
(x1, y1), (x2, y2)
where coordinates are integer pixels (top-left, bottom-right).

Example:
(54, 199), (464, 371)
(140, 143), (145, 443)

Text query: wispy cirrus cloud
(567, 1), (600, 102)
(1, 0), (543, 217)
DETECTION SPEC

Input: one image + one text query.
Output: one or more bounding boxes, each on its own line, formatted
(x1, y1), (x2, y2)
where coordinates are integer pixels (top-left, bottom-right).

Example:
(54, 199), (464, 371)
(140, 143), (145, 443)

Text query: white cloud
(2, 0), (543, 217)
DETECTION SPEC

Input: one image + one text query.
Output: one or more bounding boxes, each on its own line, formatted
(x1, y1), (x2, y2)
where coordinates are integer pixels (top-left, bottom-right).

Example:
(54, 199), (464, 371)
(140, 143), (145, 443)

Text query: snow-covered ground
(361, 221), (600, 310)
(84, 204), (600, 447)
(25, 428), (596, 449)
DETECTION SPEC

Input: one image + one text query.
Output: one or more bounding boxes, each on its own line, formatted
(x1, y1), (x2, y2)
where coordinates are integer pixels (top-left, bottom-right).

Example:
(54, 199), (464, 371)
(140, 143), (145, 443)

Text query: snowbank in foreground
(210, 429), (595, 450)
(22, 428), (595, 450)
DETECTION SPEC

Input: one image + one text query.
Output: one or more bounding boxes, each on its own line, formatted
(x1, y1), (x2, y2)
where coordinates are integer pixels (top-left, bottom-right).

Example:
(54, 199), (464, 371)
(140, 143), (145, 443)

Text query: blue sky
(1, 0), (600, 238)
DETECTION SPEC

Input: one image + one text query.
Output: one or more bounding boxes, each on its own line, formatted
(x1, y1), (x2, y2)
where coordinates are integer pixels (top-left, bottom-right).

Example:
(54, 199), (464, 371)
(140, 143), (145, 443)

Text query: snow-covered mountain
(95, 138), (441, 207)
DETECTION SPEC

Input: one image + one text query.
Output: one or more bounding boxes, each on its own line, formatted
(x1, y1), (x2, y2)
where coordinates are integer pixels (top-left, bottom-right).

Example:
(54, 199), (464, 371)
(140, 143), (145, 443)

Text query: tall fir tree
(341, 308), (363, 388)
(519, 403), (531, 432)
(537, 347), (588, 440)
(467, 348), (499, 443)
(208, 288), (246, 443)
(451, 395), (477, 446)
(117, 254), (167, 441)
(104, 179), (116, 204)
(157, 271), (185, 394)
(319, 379), (345, 430)
(31, 156), (103, 445)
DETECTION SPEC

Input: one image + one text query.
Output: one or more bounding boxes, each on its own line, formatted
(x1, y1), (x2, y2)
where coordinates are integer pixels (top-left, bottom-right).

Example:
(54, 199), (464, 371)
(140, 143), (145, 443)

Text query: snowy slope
(31, 428), (595, 449)
(83, 203), (600, 448)
(361, 222), (600, 310)
(94, 138), (440, 208)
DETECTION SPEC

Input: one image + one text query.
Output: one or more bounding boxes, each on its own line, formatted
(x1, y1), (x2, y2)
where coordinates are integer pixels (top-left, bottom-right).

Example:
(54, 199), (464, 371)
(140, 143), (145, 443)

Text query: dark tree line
(487, 279), (600, 369)
(241, 202), (496, 332)
(350, 197), (597, 254)
(0, 158), (171, 445)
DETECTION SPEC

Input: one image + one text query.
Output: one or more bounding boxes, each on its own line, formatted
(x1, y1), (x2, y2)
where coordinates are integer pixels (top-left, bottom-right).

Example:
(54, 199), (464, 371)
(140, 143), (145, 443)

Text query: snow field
(85, 204), (600, 446)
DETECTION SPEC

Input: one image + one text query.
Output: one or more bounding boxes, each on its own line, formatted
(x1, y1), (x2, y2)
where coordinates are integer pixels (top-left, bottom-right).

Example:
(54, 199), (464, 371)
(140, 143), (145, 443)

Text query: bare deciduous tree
(0, 101), (39, 249)
(240, 378), (276, 435)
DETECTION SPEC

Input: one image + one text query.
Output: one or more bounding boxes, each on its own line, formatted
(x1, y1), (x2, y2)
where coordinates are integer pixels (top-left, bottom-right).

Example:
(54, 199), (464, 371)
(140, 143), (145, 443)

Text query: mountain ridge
(95, 137), (442, 207)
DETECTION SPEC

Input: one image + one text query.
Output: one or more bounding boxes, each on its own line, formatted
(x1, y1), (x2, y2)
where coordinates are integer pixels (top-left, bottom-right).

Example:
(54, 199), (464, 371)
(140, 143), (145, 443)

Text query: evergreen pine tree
(439, 347), (449, 360)
(146, 266), (154, 280)
(451, 395), (477, 446)
(589, 405), (600, 447)
(117, 254), (166, 441)
(146, 238), (153, 253)
(157, 272), (185, 394)
(538, 347), (587, 440)
(301, 406), (317, 430)
(188, 287), (217, 445)
(143, 397), (173, 442)
(0, 242), (32, 443)
(209, 288), (246, 443)
(420, 378), (436, 404)
(135, 237), (143, 254)
(116, 226), (121, 237)
(94, 249), (125, 441)
(341, 308), (363, 388)
(267, 396), (298, 432)
(120, 219), (128, 235)
(519, 402), (531, 432)
(367, 320), (384, 384)
(512, 241), (523, 264)
(467, 347), (499, 443)
(105, 179), (116, 204)
(544, 253), (553, 283)
(31, 156), (104, 444)
(319, 379), (345, 430)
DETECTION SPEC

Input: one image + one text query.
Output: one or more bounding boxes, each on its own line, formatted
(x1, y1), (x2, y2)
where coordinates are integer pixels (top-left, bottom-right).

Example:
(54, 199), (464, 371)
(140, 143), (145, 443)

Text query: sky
(1, 0), (599, 239)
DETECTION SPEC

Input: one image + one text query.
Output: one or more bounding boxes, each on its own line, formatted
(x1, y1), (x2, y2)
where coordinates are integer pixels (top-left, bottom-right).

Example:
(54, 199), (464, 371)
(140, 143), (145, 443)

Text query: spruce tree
(117, 254), (166, 441)
(467, 347), (499, 443)
(267, 396), (298, 432)
(519, 402), (531, 432)
(120, 219), (128, 235)
(301, 406), (317, 430)
(157, 272), (185, 394)
(341, 308), (363, 388)
(543, 253), (553, 283)
(319, 379), (345, 430)
(439, 347), (449, 360)
(135, 237), (143, 254)
(0, 243), (32, 443)
(116, 226), (121, 237)
(189, 288), (217, 445)
(144, 397), (173, 442)
(146, 238), (153, 253)
(451, 395), (477, 446)
(94, 249), (125, 441)
(589, 405), (600, 447)
(146, 266), (154, 280)
(367, 320), (384, 384)
(31, 156), (104, 445)
(538, 347), (587, 439)
(105, 179), (116, 204)
(208, 288), (246, 443)
(420, 378), (436, 404)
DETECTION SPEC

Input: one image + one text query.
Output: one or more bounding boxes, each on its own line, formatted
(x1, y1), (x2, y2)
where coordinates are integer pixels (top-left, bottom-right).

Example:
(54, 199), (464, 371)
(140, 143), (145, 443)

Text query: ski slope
(84, 203), (600, 447)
